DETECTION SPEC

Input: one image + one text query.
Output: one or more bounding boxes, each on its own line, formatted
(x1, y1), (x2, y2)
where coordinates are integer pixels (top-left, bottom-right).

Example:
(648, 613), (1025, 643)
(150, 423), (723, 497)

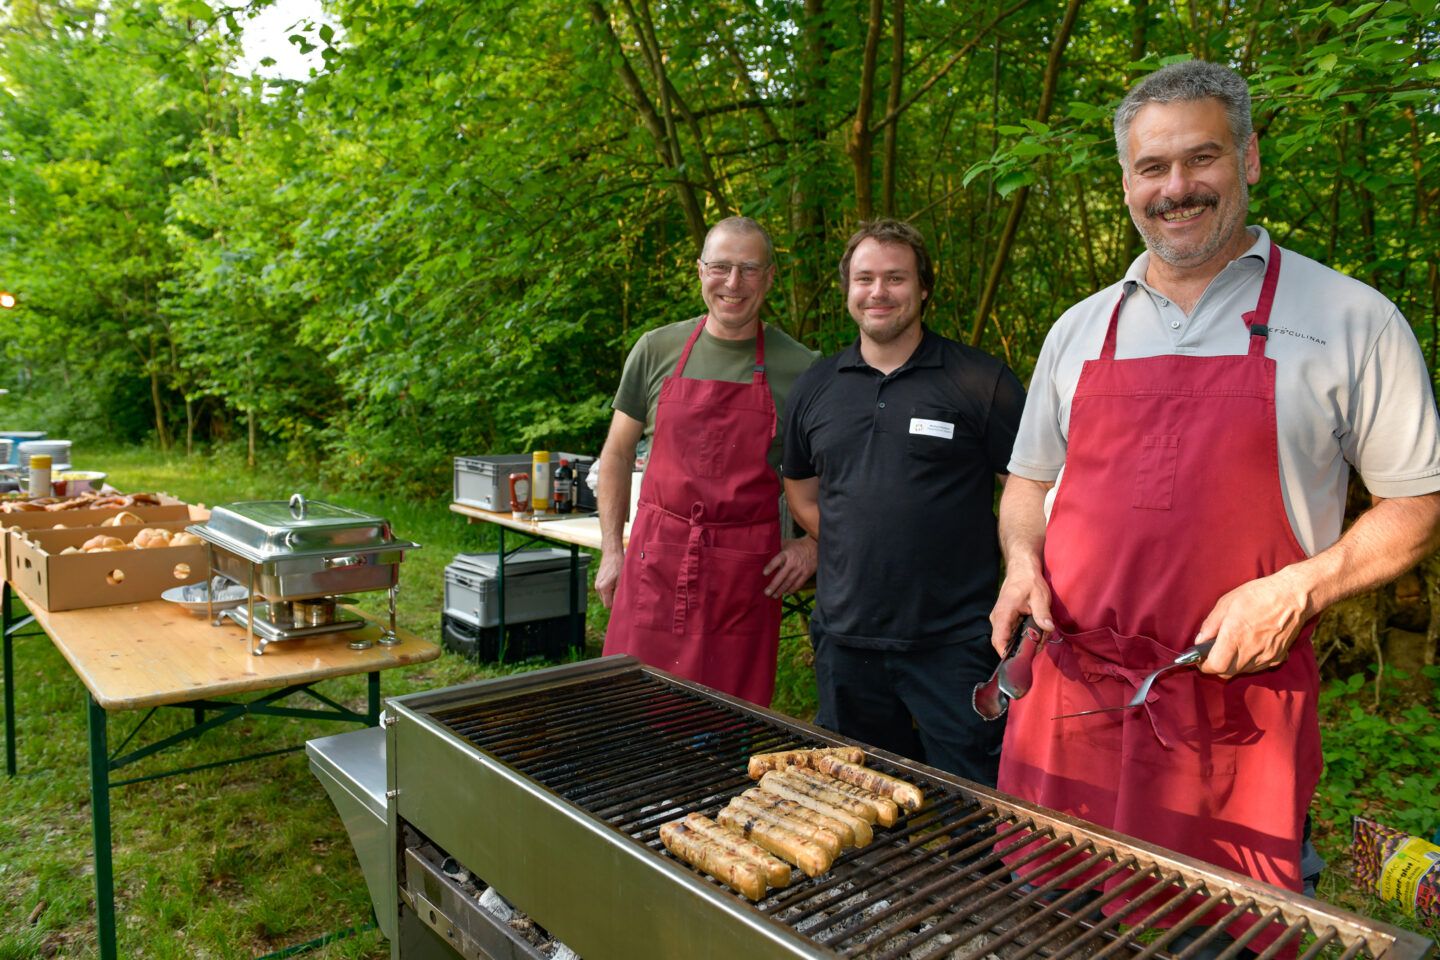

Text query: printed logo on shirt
(909, 418), (955, 440)
(1267, 326), (1327, 346)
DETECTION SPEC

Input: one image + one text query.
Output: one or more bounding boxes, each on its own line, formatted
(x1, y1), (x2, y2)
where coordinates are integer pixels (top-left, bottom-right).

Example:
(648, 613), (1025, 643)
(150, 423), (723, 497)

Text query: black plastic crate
(441, 611), (578, 664)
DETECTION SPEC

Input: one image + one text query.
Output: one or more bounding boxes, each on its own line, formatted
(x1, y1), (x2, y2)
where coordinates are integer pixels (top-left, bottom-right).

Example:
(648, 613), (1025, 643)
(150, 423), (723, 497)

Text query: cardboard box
(9, 517), (210, 612)
(1, 498), (203, 580)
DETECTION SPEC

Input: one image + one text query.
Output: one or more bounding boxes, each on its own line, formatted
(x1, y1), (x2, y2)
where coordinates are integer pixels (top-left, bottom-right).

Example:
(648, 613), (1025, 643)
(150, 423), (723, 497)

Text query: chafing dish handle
(324, 554), (367, 569)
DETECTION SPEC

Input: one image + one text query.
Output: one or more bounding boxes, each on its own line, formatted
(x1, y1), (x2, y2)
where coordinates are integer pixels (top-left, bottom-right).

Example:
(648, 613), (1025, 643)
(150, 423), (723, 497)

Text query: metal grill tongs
(972, 615), (1045, 719)
(1052, 640), (1216, 719)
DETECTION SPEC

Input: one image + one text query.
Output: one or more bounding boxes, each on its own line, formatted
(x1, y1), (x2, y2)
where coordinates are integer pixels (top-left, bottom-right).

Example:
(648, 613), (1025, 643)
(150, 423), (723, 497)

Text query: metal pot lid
(188, 493), (420, 563)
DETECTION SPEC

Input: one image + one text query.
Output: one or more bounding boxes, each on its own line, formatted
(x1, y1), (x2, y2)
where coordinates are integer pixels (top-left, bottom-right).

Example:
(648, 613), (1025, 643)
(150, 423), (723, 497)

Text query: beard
(1131, 177), (1249, 268)
(855, 302), (920, 344)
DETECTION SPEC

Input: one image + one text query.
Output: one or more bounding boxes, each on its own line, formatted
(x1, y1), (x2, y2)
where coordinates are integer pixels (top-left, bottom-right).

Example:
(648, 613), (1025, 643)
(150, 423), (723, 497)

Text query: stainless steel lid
(188, 493), (419, 563)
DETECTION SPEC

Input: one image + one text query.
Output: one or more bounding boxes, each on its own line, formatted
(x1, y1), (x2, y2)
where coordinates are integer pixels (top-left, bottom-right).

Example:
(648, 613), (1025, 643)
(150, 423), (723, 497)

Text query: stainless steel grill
(385, 657), (1432, 960)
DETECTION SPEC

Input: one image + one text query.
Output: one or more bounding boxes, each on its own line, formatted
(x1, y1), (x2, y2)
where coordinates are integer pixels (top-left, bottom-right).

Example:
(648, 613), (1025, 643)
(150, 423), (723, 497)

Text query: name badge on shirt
(909, 417), (955, 440)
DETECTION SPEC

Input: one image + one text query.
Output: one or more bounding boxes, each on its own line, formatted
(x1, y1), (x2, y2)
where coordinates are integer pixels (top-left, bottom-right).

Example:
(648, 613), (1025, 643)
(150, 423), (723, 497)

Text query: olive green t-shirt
(613, 316), (821, 472)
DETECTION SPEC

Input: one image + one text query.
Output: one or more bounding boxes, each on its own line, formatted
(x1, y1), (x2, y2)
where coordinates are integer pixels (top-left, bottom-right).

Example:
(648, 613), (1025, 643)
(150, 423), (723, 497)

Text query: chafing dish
(188, 494), (419, 655)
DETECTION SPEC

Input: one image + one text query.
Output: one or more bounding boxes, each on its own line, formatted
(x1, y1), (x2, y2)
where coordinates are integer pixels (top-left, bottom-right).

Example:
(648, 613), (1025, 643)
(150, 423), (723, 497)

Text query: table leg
(88, 695), (117, 960)
(569, 543), (582, 655)
(3, 618), (14, 777)
(496, 527), (507, 660)
(3, 581), (15, 777)
(367, 672), (380, 725)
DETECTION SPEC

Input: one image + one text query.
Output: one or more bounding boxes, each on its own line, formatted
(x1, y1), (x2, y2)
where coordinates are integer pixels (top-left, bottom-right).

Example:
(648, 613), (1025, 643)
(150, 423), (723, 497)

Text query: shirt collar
(1121, 225), (1271, 294)
(837, 324), (944, 373)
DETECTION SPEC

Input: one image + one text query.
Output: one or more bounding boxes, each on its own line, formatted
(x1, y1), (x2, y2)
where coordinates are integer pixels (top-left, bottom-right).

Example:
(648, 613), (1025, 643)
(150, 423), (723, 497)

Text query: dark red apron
(602, 319), (783, 705)
(998, 248), (1322, 947)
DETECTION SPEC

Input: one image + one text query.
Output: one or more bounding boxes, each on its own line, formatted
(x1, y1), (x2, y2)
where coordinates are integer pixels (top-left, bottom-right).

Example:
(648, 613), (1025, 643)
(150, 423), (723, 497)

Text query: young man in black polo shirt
(782, 219), (1025, 785)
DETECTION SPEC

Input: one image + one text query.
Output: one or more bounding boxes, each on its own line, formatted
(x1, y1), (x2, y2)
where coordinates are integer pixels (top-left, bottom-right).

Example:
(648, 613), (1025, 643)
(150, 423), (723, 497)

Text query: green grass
(1, 444), (1432, 955)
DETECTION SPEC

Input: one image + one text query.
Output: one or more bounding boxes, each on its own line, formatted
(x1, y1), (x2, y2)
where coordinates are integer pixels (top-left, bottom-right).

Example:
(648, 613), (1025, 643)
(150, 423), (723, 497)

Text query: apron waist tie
(673, 503), (706, 635)
(1084, 659), (1175, 750)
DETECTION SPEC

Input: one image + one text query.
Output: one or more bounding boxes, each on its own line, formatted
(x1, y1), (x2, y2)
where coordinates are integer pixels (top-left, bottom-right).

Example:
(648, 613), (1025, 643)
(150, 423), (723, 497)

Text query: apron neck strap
(673, 317), (768, 380)
(1242, 244), (1283, 358)
(1099, 244), (1285, 362)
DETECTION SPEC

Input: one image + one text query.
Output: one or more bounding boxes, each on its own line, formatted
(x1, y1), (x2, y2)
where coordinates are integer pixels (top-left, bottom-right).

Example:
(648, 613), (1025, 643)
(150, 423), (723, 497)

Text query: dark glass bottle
(553, 458), (575, 514)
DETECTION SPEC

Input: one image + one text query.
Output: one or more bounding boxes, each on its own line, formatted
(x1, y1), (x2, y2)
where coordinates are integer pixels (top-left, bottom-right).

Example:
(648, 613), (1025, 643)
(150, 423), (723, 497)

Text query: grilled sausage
(716, 806), (833, 878)
(758, 772), (875, 845)
(725, 795), (843, 857)
(659, 820), (766, 901)
(766, 769), (878, 823)
(682, 814), (791, 888)
(814, 756), (925, 812)
(747, 746), (865, 780)
(785, 766), (901, 826)
(740, 787), (867, 849)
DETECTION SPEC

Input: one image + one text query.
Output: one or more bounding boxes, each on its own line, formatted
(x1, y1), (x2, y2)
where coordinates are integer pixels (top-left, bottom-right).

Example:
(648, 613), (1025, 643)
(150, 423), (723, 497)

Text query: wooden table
(0, 583), (438, 960)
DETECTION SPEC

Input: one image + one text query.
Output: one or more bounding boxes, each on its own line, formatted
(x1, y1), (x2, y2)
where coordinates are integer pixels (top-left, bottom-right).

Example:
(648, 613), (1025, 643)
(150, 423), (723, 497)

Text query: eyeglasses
(700, 260), (768, 280)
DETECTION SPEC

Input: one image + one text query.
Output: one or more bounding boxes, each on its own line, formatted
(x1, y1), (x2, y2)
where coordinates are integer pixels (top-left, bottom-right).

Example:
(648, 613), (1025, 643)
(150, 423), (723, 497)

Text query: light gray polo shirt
(1010, 226), (1440, 556)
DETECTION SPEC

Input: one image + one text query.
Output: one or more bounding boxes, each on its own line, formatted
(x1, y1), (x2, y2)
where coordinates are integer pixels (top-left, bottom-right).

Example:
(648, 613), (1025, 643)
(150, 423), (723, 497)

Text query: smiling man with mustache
(782, 219), (1025, 784)
(989, 60), (1440, 957)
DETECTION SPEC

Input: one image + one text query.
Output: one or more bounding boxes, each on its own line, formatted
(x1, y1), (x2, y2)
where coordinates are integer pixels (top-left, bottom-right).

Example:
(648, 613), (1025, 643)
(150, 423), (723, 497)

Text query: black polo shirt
(783, 326), (1025, 651)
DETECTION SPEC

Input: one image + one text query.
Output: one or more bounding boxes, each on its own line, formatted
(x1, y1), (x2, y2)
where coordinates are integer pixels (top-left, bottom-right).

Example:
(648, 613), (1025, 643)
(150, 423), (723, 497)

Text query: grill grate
(424, 667), (1428, 960)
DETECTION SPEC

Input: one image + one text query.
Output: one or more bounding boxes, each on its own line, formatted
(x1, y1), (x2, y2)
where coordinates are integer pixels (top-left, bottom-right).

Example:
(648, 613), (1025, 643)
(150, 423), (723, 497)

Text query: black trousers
(812, 631), (1005, 786)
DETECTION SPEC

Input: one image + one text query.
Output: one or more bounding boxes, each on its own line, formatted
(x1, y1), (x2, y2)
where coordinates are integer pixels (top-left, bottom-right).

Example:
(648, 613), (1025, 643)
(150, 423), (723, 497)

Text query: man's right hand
(596, 410), (644, 610)
(989, 564), (1054, 656)
(596, 550), (624, 609)
(989, 475), (1057, 656)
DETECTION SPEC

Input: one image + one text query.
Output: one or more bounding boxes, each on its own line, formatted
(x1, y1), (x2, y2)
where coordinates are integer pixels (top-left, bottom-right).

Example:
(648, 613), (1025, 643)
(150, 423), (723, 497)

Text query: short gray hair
(1114, 60), (1253, 168)
(702, 216), (775, 265)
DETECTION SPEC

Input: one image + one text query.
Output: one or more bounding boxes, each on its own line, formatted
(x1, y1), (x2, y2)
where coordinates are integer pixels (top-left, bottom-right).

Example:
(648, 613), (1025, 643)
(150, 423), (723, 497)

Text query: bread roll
(132, 528), (173, 549)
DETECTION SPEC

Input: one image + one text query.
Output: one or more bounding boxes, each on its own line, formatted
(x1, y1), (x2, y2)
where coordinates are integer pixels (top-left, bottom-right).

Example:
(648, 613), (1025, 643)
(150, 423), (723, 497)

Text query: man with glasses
(597, 216), (820, 706)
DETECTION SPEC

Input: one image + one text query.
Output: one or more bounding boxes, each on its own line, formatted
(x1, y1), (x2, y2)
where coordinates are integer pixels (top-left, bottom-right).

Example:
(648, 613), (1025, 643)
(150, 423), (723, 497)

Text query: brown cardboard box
(2, 498), (205, 581)
(9, 518), (210, 612)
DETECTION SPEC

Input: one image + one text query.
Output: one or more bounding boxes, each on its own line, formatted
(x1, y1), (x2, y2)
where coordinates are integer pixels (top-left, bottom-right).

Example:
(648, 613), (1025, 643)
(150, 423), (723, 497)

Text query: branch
(968, 0), (1084, 347)
(867, 0), (1035, 136)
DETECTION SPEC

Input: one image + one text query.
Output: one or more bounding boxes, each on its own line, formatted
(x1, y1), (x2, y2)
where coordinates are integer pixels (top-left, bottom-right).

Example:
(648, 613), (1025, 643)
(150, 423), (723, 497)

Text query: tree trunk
(880, 0), (904, 217)
(185, 397), (195, 457)
(968, 0), (1084, 347)
(149, 363), (171, 452)
(789, 0), (833, 341)
(587, 0), (708, 248)
(247, 408), (256, 469)
(849, 0), (885, 221)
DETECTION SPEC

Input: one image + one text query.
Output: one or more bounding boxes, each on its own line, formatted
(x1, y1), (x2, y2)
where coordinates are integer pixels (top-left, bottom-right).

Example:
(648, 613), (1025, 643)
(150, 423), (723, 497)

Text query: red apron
(602, 319), (783, 706)
(998, 248), (1322, 945)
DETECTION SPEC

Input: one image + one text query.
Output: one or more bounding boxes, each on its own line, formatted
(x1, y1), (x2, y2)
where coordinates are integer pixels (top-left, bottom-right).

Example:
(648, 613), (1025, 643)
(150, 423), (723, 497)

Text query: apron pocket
(1132, 433), (1179, 510)
(630, 541), (689, 631)
(698, 544), (773, 637)
(679, 428), (728, 479)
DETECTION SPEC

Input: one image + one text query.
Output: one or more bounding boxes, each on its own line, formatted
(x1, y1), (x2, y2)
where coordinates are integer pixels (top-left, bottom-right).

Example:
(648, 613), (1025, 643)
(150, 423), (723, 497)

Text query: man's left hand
(763, 536), (817, 599)
(1196, 567), (1310, 678)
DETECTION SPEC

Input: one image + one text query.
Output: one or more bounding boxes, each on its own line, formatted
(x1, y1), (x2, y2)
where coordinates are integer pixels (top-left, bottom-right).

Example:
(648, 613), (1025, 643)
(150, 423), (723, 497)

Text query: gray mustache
(1146, 193), (1219, 218)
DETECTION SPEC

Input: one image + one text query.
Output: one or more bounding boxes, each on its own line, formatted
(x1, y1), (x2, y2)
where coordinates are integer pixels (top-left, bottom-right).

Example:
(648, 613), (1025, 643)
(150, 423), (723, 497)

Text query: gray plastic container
(443, 548), (590, 628)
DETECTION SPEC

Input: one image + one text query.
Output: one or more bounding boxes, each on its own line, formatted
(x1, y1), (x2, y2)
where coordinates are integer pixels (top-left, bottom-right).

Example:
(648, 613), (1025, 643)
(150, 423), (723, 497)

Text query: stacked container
(441, 548), (590, 662)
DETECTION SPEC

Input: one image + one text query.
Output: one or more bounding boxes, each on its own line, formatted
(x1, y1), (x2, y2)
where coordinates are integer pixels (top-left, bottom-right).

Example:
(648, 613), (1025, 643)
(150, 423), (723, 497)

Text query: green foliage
(1315, 666), (1440, 840)
(0, 0), (1434, 472)
(0, 0), (1435, 479)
